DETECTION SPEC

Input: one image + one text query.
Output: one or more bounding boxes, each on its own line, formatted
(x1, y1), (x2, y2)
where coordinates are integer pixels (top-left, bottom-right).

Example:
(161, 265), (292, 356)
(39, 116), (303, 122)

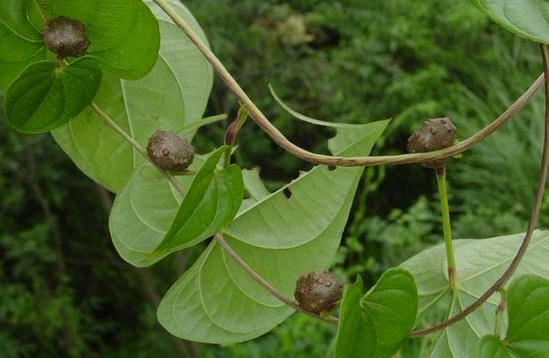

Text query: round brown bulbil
(407, 117), (457, 168)
(294, 269), (344, 314)
(147, 130), (194, 173)
(43, 16), (90, 58)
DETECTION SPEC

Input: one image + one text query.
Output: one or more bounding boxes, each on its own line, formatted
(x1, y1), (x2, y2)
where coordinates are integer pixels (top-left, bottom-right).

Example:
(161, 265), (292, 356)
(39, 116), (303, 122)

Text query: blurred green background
(1, 0), (547, 356)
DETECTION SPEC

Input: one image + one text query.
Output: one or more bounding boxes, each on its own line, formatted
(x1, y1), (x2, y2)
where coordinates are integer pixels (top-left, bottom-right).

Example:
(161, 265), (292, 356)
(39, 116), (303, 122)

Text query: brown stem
(411, 43), (549, 338)
(151, 0), (543, 167)
(215, 233), (339, 325)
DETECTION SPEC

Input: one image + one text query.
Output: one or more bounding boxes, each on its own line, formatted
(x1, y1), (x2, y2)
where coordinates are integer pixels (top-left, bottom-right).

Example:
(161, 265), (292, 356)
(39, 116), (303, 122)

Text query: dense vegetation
(1, 0), (546, 356)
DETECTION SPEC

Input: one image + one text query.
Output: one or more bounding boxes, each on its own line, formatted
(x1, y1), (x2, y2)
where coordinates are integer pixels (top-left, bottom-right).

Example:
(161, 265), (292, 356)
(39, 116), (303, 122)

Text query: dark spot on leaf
(283, 187), (292, 199)
(328, 165), (336, 171)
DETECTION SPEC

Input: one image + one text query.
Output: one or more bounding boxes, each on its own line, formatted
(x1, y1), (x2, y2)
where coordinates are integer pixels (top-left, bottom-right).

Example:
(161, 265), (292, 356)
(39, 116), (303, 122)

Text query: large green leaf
(157, 120), (390, 343)
(51, 0), (213, 193)
(479, 274), (549, 357)
(4, 57), (101, 133)
(110, 147), (244, 267)
(402, 230), (549, 357)
(334, 269), (418, 358)
(475, 0), (549, 44)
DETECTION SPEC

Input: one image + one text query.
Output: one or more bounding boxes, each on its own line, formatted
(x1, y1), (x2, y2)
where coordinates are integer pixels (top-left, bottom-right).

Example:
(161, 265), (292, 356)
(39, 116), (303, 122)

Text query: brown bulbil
(43, 16), (90, 58)
(407, 117), (457, 168)
(294, 269), (343, 314)
(147, 130), (194, 173)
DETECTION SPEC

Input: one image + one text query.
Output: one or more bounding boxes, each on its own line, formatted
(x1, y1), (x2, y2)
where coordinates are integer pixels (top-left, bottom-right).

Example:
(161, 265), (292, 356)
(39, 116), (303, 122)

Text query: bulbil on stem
(43, 16), (90, 59)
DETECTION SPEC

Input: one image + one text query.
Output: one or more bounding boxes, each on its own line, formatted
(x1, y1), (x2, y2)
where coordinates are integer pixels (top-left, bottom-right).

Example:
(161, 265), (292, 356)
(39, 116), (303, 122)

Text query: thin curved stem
(90, 102), (186, 195)
(411, 43), (549, 338)
(214, 233), (339, 325)
(152, 0), (543, 167)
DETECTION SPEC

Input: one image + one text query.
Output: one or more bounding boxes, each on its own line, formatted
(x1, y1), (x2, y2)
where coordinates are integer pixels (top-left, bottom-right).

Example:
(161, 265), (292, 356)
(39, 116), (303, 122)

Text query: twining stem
(411, 43), (549, 338)
(435, 167), (456, 290)
(214, 233), (339, 325)
(90, 102), (186, 195)
(152, 0), (543, 167)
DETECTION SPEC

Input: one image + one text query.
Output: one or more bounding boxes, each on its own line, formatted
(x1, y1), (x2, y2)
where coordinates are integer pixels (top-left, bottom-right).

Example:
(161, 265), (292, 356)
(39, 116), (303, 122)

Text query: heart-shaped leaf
(51, 0), (212, 192)
(402, 230), (549, 357)
(0, 0), (160, 86)
(4, 57), (101, 133)
(334, 269), (418, 358)
(0, 0), (46, 89)
(110, 147), (244, 267)
(38, 0), (160, 79)
(156, 120), (390, 343)
(475, 0), (549, 44)
(479, 274), (549, 357)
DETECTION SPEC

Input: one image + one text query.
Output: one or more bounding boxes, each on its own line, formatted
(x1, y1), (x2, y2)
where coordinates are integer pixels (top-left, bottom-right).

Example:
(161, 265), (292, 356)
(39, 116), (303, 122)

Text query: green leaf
(478, 335), (510, 358)
(239, 168), (271, 213)
(39, 0), (160, 79)
(0, 0), (159, 89)
(506, 274), (549, 355)
(110, 147), (243, 267)
(334, 269), (418, 358)
(334, 277), (368, 357)
(476, 0), (549, 44)
(51, 0), (213, 192)
(478, 275), (549, 357)
(0, 0), (46, 89)
(149, 148), (243, 263)
(157, 119), (390, 343)
(4, 57), (101, 133)
(402, 230), (549, 357)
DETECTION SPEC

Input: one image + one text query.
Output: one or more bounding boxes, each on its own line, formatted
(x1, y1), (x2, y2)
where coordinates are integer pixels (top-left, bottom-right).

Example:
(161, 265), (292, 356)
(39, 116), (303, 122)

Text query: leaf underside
(402, 230), (549, 357)
(149, 120), (389, 343)
(476, 0), (549, 44)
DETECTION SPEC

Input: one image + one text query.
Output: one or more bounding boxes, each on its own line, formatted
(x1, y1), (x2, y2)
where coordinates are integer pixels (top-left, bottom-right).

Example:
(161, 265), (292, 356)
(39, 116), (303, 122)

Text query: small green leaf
(4, 57), (101, 133)
(335, 269), (418, 358)
(506, 274), (549, 355)
(477, 275), (549, 357)
(476, 0), (549, 44)
(478, 335), (509, 358)
(110, 147), (243, 267)
(149, 147), (244, 262)
(0, 0), (46, 89)
(334, 277), (368, 356)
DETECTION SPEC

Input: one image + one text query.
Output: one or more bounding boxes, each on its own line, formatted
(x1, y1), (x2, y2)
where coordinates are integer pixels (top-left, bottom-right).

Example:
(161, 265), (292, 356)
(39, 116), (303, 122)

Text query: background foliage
(1, 0), (547, 356)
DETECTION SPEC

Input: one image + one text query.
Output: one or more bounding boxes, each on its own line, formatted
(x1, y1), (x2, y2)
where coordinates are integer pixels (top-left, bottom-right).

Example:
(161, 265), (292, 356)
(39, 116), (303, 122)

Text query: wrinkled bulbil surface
(147, 130), (194, 173)
(407, 117), (457, 168)
(294, 269), (343, 314)
(43, 16), (90, 58)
